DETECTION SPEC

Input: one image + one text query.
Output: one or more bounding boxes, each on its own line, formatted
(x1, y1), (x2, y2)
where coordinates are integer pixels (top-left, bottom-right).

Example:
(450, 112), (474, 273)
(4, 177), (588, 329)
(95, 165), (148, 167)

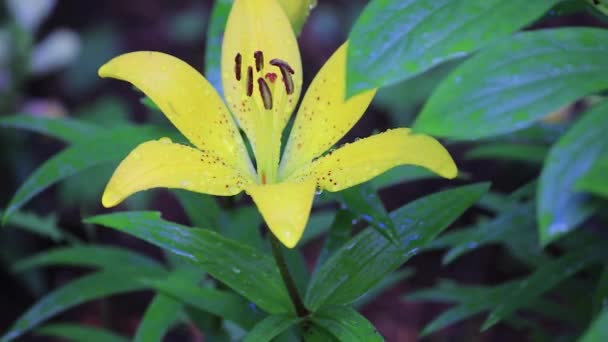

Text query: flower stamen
(270, 59), (295, 95)
(246, 66), (254, 96)
(257, 77), (273, 110)
(234, 53), (242, 81)
(254, 51), (264, 72)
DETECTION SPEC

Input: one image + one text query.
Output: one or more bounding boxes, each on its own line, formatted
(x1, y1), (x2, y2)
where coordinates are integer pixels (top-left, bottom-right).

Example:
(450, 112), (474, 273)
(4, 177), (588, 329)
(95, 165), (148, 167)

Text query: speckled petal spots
(98, 51), (254, 177)
(279, 43), (377, 179)
(287, 128), (457, 192)
(102, 138), (254, 208)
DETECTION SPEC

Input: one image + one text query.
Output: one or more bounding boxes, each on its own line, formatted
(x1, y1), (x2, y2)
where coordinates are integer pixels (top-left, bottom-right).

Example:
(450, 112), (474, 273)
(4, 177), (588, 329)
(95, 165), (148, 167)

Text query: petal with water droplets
(246, 180), (316, 248)
(102, 139), (254, 207)
(288, 128), (457, 192)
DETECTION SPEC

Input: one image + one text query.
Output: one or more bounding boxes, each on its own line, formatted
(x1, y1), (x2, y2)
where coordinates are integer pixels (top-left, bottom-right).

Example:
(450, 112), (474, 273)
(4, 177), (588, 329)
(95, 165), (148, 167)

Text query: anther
(257, 77), (273, 110)
(269, 59), (294, 74)
(246, 66), (253, 96)
(270, 59), (295, 95)
(254, 51), (264, 72)
(234, 53), (242, 81)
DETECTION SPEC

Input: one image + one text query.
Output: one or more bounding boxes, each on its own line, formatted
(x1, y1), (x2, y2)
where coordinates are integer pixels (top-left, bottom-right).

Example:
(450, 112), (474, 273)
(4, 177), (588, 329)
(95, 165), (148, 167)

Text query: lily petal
(246, 180), (316, 248)
(102, 138), (253, 208)
(99, 51), (253, 177)
(279, 43), (376, 179)
(288, 128), (457, 192)
(222, 0), (302, 157)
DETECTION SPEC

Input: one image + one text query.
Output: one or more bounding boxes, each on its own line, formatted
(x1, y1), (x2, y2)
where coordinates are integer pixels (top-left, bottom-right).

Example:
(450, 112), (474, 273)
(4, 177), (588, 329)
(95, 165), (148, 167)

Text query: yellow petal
(221, 0), (302, 166)
(102, 138), (253, 208)
(246, 180), (316, 248)
(99, 51), (253, 177)
(279, 43), (376, 179)
(288, 128), (457, 192)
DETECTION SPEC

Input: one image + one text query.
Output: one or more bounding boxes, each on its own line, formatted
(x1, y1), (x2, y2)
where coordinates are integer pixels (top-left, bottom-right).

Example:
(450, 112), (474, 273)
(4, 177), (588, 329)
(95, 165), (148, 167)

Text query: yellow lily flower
(98, 0), (457, 248)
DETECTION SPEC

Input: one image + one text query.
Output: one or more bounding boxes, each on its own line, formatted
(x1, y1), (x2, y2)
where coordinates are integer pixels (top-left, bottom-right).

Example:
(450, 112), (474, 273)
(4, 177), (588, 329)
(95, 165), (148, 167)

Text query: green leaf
(314, 210), (355, 272)
(369, 166), (439, 190)
(0, 210), (63, 241)
(85, 211), (292, 314)
(579, 309), (608, 342)
(414, 28), (608, 139)
(243, 314), (302, 342)
(339, 184), (397, 242)
(2, 125), (162, 222)
(538, 101), (608, 245)
(204, 0), (232, 96)
(482, 241), (607, 330)
(311, 307), (383, 341)
(35, 323), (129, 342)
(277, 0), (315, 34)
(172, 190), (222, 229)
(354, 269), (413, 309)
(0, 115), (100, 143)
(305, 183), (489, 310)
(440, 204), (543, 265)
(346, 0), (561, 96)
(576, 157), (608, 198)
(0, 269), (158, 342)
(134, 293), (182, 342)
(13, 245), (165, 273)
(406, 280), (572, 336)
(465, 143), (548, 164)
(145, 270), (262, 329)
(593, 266), (608, 315)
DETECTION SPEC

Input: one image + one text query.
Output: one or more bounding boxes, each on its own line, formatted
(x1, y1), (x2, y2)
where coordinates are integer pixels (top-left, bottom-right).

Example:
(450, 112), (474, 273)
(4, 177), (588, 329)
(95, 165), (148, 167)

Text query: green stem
(270, 234), (309, 317)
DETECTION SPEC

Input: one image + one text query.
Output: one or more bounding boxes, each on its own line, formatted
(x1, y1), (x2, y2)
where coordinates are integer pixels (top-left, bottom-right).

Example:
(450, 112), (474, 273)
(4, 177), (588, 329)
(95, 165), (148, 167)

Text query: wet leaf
(305, 183), (489, 310)
(339, 184), (397, 242)
(538, 101), (608, 245)
(146, 272), (262, 329)
(85, 211), (292, 314)
(414, 28), (608, 139)
(314, 210), (355, 273)
(310, 307), (383, 341)
(576, 157), (608, 198)
(347, 0), (560, 96)
(0, 269), (159, 342)
(243, 314), (302, 342)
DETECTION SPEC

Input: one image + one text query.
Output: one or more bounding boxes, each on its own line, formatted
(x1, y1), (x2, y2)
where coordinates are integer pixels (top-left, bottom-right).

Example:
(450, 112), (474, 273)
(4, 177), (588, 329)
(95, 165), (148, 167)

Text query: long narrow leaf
(85, 211), (292, 314)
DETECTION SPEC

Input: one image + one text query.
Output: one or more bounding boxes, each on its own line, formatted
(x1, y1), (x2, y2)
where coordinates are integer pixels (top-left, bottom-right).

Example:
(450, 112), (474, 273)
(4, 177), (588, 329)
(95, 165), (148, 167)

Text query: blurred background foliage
(1, 0), (608, 341)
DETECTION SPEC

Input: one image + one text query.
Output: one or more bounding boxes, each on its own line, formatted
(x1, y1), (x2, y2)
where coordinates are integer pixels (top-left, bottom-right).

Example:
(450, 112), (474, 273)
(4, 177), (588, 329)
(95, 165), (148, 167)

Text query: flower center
(234, 51), (295, 110)
(232, 50), (297, 184)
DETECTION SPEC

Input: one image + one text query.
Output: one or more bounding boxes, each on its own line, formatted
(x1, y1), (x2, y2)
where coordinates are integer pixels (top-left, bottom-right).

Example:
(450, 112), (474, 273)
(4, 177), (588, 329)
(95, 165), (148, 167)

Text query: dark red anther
(246, 66), (253, 96)
(234, 53), (242, 81)
(257, 77), (273, 110)
(265, 72), (277, 83)
(254, 51), (264, 72)
(269, 59), (295, 74)
(270, 59), (295, 95)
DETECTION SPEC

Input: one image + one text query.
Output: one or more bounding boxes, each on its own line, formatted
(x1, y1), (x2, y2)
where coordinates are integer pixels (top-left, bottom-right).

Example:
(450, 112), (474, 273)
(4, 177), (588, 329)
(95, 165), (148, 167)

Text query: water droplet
(315, 188), (323, 195)
(159, 137), (172, 144)
(180, 180), (191, 187)
(232, 267), (241, 274)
